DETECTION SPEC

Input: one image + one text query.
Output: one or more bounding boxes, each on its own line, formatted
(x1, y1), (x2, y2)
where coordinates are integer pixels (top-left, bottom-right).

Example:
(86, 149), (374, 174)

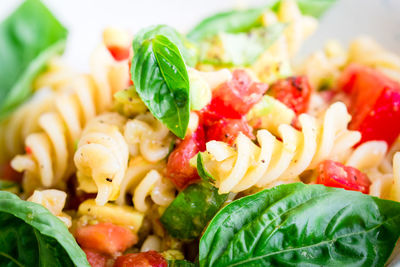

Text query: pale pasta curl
(116, 156), (175, 213)
(202, 102), (361, 194)
(124, 113), (172, 163)
(74, 113), (129, 206)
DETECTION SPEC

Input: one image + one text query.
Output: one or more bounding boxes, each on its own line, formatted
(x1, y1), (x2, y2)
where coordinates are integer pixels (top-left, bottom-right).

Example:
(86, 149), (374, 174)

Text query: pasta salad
(1, 0), (400, 266)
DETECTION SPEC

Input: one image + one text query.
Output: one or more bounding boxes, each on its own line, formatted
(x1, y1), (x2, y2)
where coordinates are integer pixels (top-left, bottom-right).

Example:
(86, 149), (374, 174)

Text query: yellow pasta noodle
(124, 112), (173, 163)
(202, 102), (361, 194)
(74, 112), (129, 205)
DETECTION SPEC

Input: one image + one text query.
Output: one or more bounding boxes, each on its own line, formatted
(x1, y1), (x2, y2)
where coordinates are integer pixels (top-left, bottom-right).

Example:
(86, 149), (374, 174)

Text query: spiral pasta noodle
(116, 156), (175, 213)
(202, 102), (361, 194)
(10, 29), (132, 192)
(124, 113), (172, 163)
(74, 112), (128, 206)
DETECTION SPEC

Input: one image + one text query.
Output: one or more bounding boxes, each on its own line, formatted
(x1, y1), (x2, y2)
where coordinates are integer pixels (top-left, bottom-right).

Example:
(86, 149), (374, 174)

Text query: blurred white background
(1, 0), (400, 71)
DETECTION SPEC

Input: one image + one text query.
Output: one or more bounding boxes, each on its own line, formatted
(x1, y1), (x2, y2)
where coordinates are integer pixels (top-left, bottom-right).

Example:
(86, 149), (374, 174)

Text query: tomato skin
(107, 45), (131, 61)
(75, 222), (138, 255)
(166, 126), (205, 189)
(316, 160), (371, 194)
(202, 69), (268, 123)
(268, 76), (312, 115)
(83, 248), (108, 267)
(113, 251), (167, 267)
(0, 162), (22, 182)
(339, 64), (400, 146)
(205, 117), (254, 145)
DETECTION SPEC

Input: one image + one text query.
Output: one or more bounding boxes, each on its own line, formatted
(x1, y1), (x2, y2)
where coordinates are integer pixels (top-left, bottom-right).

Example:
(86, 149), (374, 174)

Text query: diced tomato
(205, 117), (254, 145)
(316, 160), (371, 194)
(268, 76), (312, 115)
(113, 251), (167, 267)
(202, 69), (268, 123)
(338, 64), (400, 146)
(0, 162), (22, 182)
(166, 126), (205, 189)
(107, 45), (131, 61)
(83, 248), (108, 267)
(75, 222), (138, 255)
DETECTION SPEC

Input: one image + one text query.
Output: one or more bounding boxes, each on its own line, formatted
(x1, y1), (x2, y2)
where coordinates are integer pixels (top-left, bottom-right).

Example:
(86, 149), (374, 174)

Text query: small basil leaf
(297, 0), (338, 18)
(187, 8), (266, 43)
(168, 260), (196, 267)
(133, 25), (197, 67)
(131, 35), (190, 138)
(200, 23), (286, 66)
(160, 182), (228, 240)
(196, 153), (215, 183)
(0, 179), (20, 194)
(199, 183), (400, 267)
(0, 0), (68, 120)
(0, 191), (90, 267)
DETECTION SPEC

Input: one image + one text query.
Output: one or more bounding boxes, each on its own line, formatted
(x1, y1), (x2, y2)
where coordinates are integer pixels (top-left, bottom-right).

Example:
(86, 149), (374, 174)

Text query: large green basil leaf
(200, 23), (286, 67)
(199, 183), (400, 267)
(0, 0), (68, 120)
(133, 25), (197, 67)
(0, 191), (90, 267)
(160, 182), (227, 240)
(131, 34), (190, 138)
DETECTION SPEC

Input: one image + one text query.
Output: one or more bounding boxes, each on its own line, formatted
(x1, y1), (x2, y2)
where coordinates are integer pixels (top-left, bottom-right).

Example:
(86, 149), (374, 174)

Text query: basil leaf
(0, 191), (89, 267)
(0, 0), (67, 120)
(160, 182), (227, 240)
(131, 34), (190, 138)
(196, 153), (215, 184)
(187, 8), (264, 43)
(0, 180), (20, 194)
(199, 183), (400, 267)
(133, 25), (197, 67)
(168, 260), (196, 267)
(296, 0), (338, 18)
(200, 23), (286, 66)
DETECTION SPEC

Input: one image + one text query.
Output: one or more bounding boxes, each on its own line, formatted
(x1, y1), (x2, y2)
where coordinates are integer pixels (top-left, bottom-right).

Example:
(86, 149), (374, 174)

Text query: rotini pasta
(74, 112), (129, 205)
(124, 113), (172, 163)
(116, 156), (175, 213)
(202, 102), (361, 193)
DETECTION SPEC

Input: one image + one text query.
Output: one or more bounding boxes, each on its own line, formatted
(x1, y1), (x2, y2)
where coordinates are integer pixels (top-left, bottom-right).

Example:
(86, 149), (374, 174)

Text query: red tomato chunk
(166, 126), (205, 189)
(316, 160), (371, 194)
(202, 69), (268, 123)
(75, 222), (138, 255)
(338, 64), (400, 146)
(268, 76), (312, 115)
(107, 45), (131, 61)
(0, 161), (22, 182)
(83, 248), (108, 267)
(205, 117), (254, 145)
(113, 251), (167, 267)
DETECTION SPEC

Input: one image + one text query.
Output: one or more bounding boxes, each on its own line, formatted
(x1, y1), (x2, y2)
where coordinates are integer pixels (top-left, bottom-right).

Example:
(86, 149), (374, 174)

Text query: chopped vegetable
(268, 75), (312, 115)
(201, 69), (268, 122)
(75, 222), (138, 256)
(83, 248), (108, 267)
(107, 45), (131, 61)
(316, 160), (371, 194)
(205, 117), (254, 145)
(339, 64), (400, 146)
(166, 126), (205, 189)
(160, 182), (227, 240)
(114, 251), (167, 267)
